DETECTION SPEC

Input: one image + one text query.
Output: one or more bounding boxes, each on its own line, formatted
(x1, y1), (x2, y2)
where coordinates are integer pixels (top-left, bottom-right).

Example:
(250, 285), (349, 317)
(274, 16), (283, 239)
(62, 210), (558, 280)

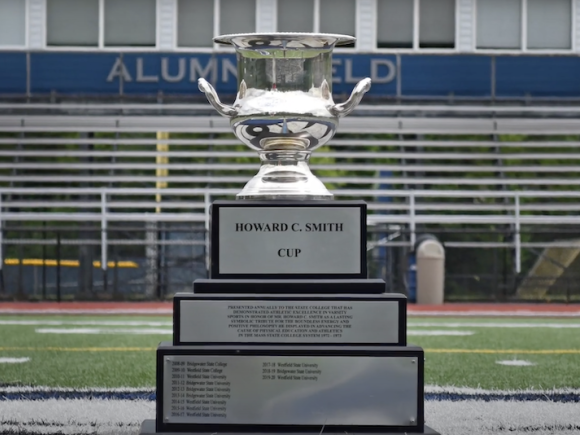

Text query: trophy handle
(330, 77), (372, 117)
(198, 78), (238, 117)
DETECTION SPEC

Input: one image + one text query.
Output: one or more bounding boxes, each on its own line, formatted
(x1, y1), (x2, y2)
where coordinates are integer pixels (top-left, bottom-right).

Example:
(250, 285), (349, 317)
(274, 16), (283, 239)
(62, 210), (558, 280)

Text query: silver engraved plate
(178, 299), (400, 344)
(218, 207), (361, 275)
(163, 354), (418, 426)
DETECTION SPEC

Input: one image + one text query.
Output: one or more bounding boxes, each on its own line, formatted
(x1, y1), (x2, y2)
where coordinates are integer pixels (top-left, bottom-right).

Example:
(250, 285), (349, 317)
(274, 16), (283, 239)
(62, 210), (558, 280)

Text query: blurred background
(0, 0), (579, 302)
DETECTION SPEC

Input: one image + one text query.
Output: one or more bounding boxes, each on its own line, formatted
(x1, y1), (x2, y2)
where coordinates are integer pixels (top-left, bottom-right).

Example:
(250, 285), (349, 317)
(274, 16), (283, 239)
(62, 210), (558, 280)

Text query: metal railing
(2, 222), (579, 302)
(2, 115), (580, 134)
(1, 107), (580, 301)
(3, 102), (580, 114)
(2, 188), (580, 277)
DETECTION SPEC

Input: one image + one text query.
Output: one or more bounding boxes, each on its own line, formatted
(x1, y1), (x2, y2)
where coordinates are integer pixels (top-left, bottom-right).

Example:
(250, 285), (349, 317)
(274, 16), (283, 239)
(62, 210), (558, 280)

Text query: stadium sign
(2, 51), (580, 98)
(105, 55), (396, 86)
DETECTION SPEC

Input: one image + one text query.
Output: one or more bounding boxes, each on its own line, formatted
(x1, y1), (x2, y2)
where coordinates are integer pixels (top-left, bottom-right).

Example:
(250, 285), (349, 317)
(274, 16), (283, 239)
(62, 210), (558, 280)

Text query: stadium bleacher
(1, 103), (579, 300)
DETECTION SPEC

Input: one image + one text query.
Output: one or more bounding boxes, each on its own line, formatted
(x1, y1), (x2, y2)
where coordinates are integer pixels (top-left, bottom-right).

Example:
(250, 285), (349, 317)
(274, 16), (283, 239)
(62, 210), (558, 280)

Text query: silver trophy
(199, 33), (371, 200)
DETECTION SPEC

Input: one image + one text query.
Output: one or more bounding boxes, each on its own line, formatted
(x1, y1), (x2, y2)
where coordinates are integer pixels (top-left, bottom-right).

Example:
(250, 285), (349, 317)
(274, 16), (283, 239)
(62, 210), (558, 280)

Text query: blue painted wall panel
(30, 53), (120, 94)
(333, 54), (397, 97)
(0, 52), (26, 94)
(496, 56), (580, 97)
(401, 55), (492, 97)
(1, 51), (579, 98)
(13, 52), (398, 97)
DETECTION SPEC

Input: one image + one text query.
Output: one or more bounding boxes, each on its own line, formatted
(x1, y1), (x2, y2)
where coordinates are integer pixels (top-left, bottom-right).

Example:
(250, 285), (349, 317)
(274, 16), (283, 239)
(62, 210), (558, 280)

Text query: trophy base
(236, 159), (333, 200)
(140, 419), (442, 435)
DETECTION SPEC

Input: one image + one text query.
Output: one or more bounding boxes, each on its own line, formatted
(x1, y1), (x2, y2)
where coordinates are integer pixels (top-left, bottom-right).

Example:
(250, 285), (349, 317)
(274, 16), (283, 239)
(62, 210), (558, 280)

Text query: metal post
(204, 191), (211, 273)
(156, 132), (169, 212)
(113, 247), (119, 298)
(79, 132), (95, 295)
(56, 231), (61, 303)
(101, 191), (108, 293)
(409, 192), (416, 248)
(17, 243), (23, 298)
(491, 56), (496, 101)
(159, 223), (166, 299)
(154, 132), (169, 298)
(145, 219), (158, 299)
(42, 221), (46, 299)
(514, 194), (521, 274)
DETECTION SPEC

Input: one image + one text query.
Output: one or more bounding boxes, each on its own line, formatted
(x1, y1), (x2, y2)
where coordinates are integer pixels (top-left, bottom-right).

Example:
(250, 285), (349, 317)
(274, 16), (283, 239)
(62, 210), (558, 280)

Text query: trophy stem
(236, 150), (333, 201)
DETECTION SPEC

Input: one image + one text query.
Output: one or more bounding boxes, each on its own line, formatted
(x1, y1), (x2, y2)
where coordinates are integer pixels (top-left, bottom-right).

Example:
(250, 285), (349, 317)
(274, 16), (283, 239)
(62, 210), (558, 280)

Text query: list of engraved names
(166, 357), (324, 422)
(227, 304), (353, 339)
(261, 361), (322, 381)
(168, 359), (231, 419)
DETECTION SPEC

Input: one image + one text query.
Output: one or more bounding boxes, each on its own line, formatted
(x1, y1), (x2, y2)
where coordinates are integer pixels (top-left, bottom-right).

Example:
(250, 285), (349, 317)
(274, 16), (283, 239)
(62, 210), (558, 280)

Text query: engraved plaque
(162, 353), (418, 426)
(177, 298), (403, 345)
(212, 202), (365, 278)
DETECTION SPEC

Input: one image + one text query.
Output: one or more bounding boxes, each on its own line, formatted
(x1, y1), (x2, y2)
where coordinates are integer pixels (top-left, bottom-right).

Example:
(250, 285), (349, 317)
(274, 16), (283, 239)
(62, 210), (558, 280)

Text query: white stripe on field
(409, 322), (580, 328)
(409, 310), (580, 317)
(3, 320), (579, 328)
(495, 359), (536, 367)
(0, 386), (155, 393)
(0, 320), (172, 326)
(2, 399), (579, 435)
(424, 385), (580, 395)
(0, 357), (30, 364)
(496, 359), (537, 366)
(1, 399), (154, 435)
(5, 385), (580, 396)
(0, 308), (578, 317)
(35, 328), (172, 335)
(407, 330), (475, 336)
(426, 400), (580, 434)
(0, 309), (173, 315)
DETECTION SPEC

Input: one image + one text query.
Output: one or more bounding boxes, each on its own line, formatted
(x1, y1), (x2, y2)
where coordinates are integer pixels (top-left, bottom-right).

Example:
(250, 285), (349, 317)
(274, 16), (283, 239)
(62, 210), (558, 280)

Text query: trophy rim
(214, 32), (356, 47)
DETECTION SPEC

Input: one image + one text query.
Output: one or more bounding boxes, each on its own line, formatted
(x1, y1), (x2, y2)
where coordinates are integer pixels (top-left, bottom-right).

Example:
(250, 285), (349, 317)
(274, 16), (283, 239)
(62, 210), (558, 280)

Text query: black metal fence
(1, 223), (580, 302)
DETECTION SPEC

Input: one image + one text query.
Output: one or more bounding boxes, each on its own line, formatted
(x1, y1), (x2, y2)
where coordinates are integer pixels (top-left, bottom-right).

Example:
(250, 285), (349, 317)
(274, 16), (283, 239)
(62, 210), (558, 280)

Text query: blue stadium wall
(1, 52), (579, 99)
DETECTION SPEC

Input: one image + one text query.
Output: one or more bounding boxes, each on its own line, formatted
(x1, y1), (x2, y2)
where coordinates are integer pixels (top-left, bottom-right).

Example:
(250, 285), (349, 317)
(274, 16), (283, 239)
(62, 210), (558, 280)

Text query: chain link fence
(1, 222), (579, 302)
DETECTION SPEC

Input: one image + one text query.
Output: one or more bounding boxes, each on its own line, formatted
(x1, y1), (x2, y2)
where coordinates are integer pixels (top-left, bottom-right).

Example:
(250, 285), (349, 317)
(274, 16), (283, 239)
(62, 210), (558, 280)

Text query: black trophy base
(193, 279), (388, 294)
(155, 343), (424, 434)
(140, 420), (442, 435)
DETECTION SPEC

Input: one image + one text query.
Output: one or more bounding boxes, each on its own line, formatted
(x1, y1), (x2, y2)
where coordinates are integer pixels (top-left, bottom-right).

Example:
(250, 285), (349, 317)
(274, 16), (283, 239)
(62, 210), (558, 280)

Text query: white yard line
(0, 320), (172, 326)
(409, 322), (580, 328)
(0, 357), (30, 363)
(0, 309), (173, 315)
(35, 328), (172, 335)
(426, 400), (580, 434)
(0, 308), (578, 316)
(2, 319), (578, 328)
(6, 385), (579, 396)
(1, 399), (579, 435)
(408, 310), (580, 317)
(407, 330), (475, 336)
(496, 359), (537, 366)
(424, 385), (580, 395)
(0, 386), (155, 393)
(0, 399), (154, 435)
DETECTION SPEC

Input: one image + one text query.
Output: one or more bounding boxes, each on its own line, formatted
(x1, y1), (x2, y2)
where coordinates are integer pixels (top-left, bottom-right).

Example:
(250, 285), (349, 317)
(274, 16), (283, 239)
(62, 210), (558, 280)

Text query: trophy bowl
(198, 32), (371, 200)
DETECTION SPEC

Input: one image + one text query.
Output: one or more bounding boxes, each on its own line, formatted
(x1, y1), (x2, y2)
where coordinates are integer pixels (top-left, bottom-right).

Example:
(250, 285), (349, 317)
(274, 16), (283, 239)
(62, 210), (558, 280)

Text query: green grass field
(1, 315), (579, 391)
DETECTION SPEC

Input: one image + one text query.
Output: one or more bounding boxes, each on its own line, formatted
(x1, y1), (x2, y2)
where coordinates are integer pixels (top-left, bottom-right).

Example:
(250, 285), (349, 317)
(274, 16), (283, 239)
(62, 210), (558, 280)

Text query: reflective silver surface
(198, 33), (371, 200)
(217, 206), (361, 275)
(163, 354), (418, 426)
(178, 299), (400, 344)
